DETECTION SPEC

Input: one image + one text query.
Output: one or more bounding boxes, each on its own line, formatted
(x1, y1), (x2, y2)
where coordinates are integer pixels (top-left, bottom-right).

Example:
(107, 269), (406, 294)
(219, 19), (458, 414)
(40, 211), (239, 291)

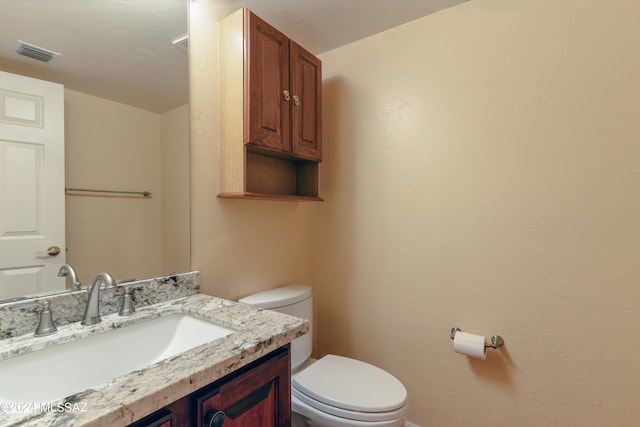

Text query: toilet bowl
(239, 285), (408, 427)
(292, 355), (407, 427)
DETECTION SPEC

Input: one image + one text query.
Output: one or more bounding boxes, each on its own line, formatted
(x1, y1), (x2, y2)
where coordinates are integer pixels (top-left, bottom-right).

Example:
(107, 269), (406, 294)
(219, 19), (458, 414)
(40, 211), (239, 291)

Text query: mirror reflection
(0, 0), (190, 301)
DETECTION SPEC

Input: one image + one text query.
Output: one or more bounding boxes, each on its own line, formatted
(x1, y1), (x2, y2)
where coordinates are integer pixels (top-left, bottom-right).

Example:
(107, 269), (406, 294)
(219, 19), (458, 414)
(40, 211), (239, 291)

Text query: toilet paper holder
(450, 327), (504, 349)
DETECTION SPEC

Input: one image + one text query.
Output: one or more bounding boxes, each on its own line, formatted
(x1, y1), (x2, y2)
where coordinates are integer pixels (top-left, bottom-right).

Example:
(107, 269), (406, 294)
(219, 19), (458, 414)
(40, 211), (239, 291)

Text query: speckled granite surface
(0, 283), (308, 426)
(0, 272), (199, 339)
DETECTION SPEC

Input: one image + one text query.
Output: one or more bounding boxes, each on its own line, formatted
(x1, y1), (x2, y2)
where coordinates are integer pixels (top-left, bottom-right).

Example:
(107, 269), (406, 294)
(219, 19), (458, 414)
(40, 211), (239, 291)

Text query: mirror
(0, 0), (190, 302)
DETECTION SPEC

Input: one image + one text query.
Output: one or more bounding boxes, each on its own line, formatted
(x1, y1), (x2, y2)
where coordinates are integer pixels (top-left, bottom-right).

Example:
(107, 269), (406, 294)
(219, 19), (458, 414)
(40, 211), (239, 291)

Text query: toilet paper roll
(453, 331), (487, 359)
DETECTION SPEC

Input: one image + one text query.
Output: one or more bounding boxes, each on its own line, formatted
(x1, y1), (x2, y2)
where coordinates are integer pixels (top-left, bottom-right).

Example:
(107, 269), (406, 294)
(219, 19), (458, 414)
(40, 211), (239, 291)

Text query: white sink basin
(0, 314), (235, 404)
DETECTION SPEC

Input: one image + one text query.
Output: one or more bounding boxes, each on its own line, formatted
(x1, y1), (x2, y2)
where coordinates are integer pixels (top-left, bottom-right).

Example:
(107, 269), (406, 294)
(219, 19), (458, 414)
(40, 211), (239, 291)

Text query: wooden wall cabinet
(128, 346), (291, 427)
(218, 8), (323, 201)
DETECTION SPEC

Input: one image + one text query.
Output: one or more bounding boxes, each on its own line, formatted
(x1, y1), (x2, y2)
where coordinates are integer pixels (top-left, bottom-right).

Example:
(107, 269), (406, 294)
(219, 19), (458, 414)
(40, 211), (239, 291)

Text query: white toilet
(239, 285), (408, 427)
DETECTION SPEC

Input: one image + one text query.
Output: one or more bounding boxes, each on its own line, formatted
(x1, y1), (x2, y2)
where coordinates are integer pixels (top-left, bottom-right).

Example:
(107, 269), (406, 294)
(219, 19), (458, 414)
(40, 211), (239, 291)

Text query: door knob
(46, 246), (61, 256)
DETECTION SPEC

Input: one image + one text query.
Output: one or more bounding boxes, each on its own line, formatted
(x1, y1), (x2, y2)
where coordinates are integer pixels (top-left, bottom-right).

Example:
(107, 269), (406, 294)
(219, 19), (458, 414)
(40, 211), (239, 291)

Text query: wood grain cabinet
(128, 346), (290, 427)
(218, 8), (323, 201)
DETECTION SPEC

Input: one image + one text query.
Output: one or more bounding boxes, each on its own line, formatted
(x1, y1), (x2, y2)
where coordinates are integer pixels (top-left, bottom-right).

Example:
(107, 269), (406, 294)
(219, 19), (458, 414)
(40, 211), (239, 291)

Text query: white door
(0, 71), (65, 299)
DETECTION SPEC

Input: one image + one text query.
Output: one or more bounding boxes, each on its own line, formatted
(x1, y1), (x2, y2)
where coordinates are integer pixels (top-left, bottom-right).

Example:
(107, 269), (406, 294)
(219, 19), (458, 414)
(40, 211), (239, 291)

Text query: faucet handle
(118, 287), (136, 316)
(34, 300), (58, 337)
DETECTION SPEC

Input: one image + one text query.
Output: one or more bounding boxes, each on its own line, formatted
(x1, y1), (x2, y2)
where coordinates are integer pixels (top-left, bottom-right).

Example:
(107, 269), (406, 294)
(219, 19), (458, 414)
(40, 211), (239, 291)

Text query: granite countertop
(0, 293), (308, 426)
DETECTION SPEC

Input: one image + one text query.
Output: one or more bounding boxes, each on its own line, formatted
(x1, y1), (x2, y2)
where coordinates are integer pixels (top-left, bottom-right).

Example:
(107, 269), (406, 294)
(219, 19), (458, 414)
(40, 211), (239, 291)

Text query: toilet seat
(292, 355), (407, 422)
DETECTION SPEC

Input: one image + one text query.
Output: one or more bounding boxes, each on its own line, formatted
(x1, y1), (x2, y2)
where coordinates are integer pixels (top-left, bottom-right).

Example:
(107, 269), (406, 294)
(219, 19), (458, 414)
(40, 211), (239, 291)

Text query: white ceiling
(237, 0), (468, 55)
(0, 0), (466, 113)
(0, 0), (188, 113)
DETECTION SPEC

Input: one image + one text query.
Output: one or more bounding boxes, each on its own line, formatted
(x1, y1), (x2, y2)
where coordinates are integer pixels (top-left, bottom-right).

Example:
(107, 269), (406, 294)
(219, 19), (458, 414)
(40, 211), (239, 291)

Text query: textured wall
(316, 0), (640, 425)
(160, 104), (191, 274)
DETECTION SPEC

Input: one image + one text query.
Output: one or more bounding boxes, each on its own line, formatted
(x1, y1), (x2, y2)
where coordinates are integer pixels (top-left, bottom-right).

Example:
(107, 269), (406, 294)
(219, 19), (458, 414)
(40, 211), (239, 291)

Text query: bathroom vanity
(0, 273), (307, 427)
(129, 346), (290, 426)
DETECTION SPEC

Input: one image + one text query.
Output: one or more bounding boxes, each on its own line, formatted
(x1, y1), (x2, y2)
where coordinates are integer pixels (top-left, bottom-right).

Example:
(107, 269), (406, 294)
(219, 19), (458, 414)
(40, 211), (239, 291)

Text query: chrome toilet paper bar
(450, 327), (504, 349)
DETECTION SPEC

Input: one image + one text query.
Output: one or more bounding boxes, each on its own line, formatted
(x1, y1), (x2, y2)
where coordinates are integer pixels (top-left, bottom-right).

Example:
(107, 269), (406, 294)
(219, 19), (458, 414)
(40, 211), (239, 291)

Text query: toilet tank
(238, 285), (313, 370)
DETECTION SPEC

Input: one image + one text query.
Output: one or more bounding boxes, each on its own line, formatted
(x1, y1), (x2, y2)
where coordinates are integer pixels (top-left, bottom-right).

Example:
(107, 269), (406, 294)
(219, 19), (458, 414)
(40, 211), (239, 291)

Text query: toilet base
(292, 395), (406, 427)
(293, 411), (406, 427)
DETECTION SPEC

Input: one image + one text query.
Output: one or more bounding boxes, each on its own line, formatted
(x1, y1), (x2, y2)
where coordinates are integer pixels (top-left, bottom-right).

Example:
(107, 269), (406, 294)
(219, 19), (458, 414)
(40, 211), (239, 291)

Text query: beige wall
(316, 0), (640, 425)
(189, 1), (317, 301)
(161, 104), (191, 273)
(191, 0), (640, 425)
(65, 90), (188, 283)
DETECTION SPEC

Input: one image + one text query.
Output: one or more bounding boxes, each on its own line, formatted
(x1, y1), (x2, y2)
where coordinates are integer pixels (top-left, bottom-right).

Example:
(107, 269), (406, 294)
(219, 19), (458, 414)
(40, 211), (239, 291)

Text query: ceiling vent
(172, 35), (189, 52)
(15, 40), (61, 63)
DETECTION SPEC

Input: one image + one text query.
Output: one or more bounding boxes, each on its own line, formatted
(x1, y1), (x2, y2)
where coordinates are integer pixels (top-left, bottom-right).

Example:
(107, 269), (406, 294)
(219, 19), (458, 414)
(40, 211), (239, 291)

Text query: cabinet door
(290, 41), (322, 161)
(197, 351), (290, 427)
(127, 409), (174, 427)
(246, 10), (291, 154)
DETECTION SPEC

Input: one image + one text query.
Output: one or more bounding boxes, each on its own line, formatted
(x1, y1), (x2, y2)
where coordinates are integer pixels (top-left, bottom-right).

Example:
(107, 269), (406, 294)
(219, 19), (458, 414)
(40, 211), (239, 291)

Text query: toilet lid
(292, 355), (407, 415)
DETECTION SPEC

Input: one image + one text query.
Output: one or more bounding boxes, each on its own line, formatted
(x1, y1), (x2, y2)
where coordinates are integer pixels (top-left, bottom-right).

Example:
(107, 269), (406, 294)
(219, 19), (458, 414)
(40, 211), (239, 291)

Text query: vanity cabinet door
(128, 396), (196, 427)
(128, 409), (174, 427)
(197, 349), (290, 427)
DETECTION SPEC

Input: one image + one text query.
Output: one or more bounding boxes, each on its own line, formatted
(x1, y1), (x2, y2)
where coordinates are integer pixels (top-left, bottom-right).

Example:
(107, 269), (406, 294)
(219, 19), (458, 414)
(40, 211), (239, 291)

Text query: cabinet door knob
(293, 95), (300, 106)
(208, 411), (225, 427)
(283, 90), (291, 101)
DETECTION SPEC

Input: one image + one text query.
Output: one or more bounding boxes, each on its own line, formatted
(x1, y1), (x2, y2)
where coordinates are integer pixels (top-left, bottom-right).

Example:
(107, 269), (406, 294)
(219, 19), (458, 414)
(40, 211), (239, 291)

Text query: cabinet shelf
(218, 193), (324, 202)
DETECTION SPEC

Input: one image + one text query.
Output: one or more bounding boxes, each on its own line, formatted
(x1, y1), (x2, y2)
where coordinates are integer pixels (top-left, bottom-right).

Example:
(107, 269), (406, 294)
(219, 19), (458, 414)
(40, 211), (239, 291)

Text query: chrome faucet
(81, 272), (116, 326)
(57, 264), (81, 290)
